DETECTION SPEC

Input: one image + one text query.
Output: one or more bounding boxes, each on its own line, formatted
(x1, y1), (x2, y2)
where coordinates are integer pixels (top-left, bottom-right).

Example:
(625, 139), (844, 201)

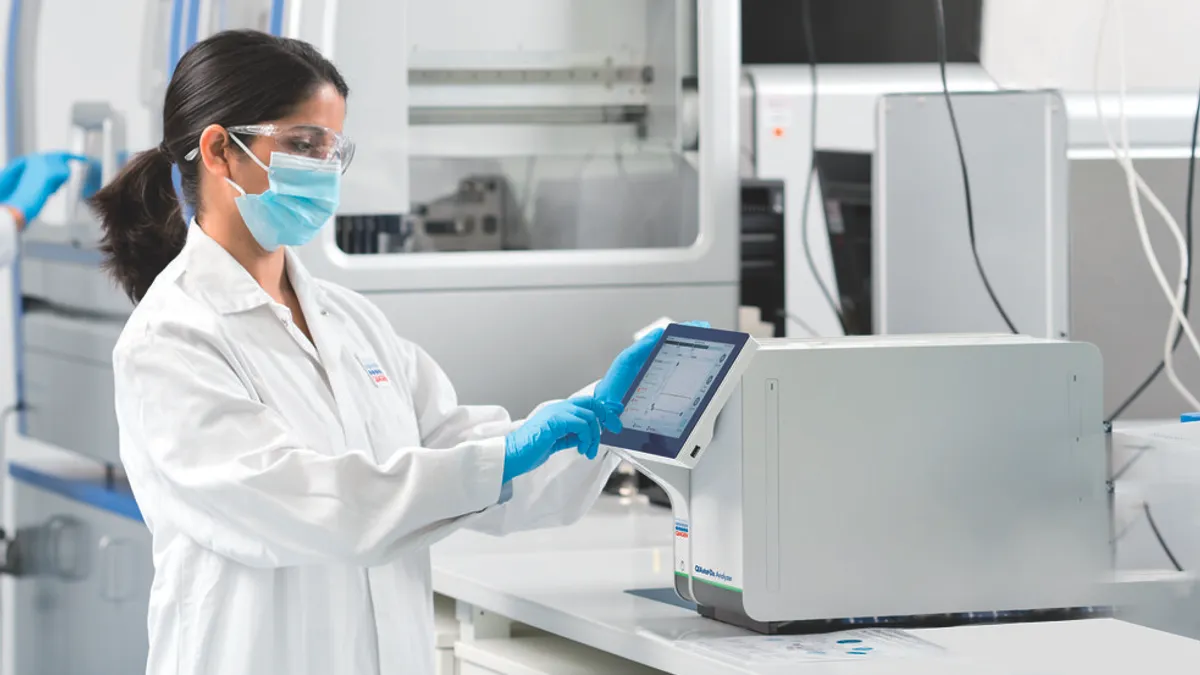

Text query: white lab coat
(112, 224), (621, 675)
(0, 210), (19, 268)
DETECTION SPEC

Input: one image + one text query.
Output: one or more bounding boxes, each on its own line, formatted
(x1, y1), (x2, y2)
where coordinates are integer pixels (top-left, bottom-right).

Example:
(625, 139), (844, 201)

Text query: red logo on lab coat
(363, 361), (390, 385)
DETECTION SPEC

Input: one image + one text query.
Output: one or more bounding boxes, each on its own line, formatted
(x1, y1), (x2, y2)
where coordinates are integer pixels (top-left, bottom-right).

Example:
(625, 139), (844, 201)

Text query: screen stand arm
(613, 450), (696, 604)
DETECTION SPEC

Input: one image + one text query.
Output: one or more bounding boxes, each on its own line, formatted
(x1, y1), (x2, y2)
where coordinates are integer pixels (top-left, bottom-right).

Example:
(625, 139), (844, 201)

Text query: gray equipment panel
(22, 312), (124, 465)
(738, 341), (1109, 622)
(9, 479), (151, 674)
(875, 90), (1069, 339)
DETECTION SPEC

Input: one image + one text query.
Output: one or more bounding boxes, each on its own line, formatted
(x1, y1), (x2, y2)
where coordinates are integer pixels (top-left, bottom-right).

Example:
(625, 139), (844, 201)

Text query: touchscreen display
(620, 336), (735, 438)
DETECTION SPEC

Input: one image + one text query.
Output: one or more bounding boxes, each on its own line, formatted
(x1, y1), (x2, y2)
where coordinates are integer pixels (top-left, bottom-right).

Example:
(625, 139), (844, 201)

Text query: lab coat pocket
(354, 352), (422, 458)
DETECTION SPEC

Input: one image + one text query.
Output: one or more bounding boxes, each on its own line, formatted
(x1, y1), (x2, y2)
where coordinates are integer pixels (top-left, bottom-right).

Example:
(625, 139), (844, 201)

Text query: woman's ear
(197, 124), (233, 179)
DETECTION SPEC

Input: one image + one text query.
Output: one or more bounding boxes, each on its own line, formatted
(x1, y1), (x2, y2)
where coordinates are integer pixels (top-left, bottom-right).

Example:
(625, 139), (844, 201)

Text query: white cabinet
(435, 593), (460, 675)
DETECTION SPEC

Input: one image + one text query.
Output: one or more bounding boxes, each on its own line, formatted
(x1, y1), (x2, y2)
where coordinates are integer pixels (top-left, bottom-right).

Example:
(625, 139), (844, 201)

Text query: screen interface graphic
(620, 337), (734, 439)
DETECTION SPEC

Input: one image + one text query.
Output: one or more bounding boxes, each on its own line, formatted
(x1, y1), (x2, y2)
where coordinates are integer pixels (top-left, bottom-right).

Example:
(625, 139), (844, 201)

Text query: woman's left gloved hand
(594, 320), (710, 406)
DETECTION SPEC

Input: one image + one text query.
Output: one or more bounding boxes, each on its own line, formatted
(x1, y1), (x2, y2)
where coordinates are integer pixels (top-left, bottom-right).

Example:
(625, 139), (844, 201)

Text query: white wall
(0, 0), (14, 426)
(0, 0), (18, 452)
(0, 2), (14, 672)
(982, 0), (1200, 92)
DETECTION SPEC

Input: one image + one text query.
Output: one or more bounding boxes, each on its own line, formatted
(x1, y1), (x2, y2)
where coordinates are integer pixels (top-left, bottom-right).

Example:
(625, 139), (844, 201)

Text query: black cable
(798, 0), (847, 334)
(933, 0), (1019, 335)
(1105, 77), (1200, 423)
(776, 307), (819, 338)
(1143, 502), (1184, 572)
(0, 402), (24, 433)
(0, 402), (26, 479)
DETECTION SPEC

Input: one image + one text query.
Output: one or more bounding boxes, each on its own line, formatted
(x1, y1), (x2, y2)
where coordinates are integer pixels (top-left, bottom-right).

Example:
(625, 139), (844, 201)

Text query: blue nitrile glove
(0, 157), (27, 201)
(0, 151), (89, 223)
(594, 321), (711, 405)
(503, 397), (624, 483)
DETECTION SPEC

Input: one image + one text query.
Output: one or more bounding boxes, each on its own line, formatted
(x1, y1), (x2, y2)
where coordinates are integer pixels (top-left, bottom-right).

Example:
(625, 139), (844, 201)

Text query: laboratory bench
(6, 439), (1200, 674)
(430, 495), (1200, 675)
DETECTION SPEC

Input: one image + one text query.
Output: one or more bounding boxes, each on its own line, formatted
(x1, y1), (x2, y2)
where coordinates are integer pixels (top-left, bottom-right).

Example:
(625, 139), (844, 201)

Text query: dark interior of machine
(741, 0), (984, 66)
(738, 181), (787, 337)
(815, 151), (873, 336)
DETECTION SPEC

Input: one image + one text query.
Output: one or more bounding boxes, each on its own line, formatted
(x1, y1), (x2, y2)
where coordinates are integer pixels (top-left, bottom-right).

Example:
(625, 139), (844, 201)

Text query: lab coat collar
(283, 247), (325, 315)
(183, 222), (327, 316)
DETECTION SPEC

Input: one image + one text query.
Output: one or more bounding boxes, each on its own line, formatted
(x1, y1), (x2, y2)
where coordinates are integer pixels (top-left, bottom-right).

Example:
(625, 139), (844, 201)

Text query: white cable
(1113, 24), (1200, 416)
(1094, 0), (1200, 412)
(1114, 11), (1199, 412)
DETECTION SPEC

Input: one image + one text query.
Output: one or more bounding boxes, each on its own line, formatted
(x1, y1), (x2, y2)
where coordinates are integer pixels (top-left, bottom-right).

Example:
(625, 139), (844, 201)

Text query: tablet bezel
(601, 324), (751, 461)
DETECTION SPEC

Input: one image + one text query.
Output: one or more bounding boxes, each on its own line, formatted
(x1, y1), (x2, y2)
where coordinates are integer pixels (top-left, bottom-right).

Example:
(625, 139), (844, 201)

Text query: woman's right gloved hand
(502, 397), (623, 483)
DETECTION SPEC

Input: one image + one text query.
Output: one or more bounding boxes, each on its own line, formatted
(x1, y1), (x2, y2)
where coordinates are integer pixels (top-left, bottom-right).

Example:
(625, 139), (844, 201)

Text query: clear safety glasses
(183, 124), (355, 173)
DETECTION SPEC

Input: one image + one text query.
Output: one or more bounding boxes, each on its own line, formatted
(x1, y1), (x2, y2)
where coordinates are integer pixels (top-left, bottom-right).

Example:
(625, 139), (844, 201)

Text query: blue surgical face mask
(226, 134), (341, 252)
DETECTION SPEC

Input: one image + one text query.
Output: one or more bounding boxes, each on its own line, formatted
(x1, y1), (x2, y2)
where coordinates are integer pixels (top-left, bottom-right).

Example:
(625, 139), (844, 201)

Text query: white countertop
(430, 496), (1200, 674)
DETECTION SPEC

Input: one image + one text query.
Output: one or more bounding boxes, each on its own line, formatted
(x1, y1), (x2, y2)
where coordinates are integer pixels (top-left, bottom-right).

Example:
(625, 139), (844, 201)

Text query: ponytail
(90, 146), (186, 304)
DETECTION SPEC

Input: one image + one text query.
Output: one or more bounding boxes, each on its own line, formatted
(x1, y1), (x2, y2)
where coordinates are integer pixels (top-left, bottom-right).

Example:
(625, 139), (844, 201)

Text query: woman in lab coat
(0, 151), (85, 266)
(89, 30), (664, 675)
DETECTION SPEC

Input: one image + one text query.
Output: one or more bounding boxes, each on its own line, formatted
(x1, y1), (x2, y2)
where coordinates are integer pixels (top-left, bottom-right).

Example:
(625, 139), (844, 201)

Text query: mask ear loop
(225, 132), (270, 197)
(228, 132), (270, 172)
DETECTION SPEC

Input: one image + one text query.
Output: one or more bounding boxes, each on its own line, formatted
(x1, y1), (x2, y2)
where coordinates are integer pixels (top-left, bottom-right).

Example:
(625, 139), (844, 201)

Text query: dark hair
(90, 30), (349, 303)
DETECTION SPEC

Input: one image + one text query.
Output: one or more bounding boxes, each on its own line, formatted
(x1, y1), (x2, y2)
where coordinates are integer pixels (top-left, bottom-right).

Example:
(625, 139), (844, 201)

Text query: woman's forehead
(271, 84), (345, 132)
